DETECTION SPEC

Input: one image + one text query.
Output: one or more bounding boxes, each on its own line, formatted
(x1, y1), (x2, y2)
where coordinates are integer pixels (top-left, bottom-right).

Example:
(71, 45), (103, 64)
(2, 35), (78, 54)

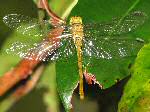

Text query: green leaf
(56, 55), (79, 111)
(69, 0), (150, 40)
(56, 0), (150, 111)
(118, 43), (150, 112)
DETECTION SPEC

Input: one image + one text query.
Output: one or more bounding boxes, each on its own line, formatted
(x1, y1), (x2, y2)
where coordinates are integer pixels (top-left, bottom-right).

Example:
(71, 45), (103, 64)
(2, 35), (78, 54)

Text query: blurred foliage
(118, 43), (150, 112)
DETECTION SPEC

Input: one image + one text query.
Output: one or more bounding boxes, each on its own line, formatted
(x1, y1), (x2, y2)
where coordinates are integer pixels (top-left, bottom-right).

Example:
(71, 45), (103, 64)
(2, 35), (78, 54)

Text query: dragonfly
(3, 11), (147, 100)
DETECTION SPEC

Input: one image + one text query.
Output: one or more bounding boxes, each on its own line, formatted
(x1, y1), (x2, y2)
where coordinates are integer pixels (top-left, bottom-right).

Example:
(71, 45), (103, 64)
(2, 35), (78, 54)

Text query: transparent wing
(5, 32), (75, 61)
(83, 36), (144, 60)
(3, 14), (54, 37)
(49, 36), (76, 61)
(84, 11), (147, 37)
(5, 39), (60, 61)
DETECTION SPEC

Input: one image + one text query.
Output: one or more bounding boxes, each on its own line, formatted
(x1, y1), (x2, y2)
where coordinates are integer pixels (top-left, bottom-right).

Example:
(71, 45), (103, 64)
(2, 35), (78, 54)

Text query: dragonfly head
(70, 16), (82, 25)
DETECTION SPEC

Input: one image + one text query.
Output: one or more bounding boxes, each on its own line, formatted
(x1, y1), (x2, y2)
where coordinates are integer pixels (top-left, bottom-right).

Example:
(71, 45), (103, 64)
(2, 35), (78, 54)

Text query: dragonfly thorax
(70, 16), (84, 47)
